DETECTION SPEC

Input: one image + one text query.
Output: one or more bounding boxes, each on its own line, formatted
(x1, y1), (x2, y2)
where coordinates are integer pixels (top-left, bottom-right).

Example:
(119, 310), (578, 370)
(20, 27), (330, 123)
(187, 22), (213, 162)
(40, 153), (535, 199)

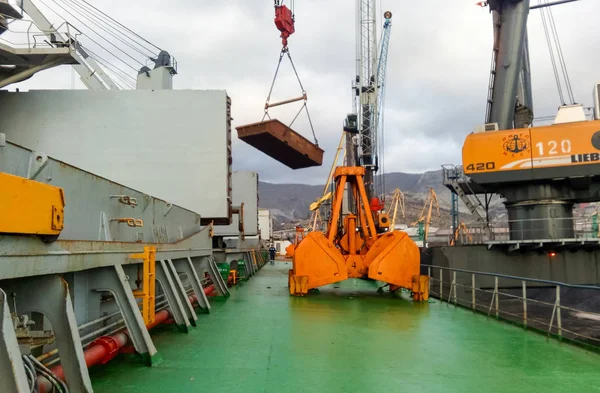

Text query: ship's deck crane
(289, 5), (427, 300)
(12, 0), (176, 91)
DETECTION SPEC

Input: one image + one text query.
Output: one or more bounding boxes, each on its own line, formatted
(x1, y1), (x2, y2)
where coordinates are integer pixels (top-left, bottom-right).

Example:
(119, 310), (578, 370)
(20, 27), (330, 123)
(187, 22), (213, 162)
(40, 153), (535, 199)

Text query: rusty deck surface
(236, 119), (324, 169)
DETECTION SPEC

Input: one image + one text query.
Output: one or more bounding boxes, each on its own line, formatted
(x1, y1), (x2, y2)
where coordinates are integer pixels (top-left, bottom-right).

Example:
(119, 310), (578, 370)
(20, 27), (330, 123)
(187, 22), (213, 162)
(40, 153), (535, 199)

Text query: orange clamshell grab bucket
(289, 230), (420, 296)
(288, 166), (425, 299)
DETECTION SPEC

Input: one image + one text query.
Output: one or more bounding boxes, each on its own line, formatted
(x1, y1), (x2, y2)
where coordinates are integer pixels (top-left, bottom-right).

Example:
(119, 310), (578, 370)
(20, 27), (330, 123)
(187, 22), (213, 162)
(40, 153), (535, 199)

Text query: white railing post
(472, 273), (476, 311)
(522, 280), (527, 328)
(428, 267), (431, 294)
(495, 277), (499, 318)
(556, 285), (562, 338)
(453, 271), (457, 306)
(439, 268), (443, 298)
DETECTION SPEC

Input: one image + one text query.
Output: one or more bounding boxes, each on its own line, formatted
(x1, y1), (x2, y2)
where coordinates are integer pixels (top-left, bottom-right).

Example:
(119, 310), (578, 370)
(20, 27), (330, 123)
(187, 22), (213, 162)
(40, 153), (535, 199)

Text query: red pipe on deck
(38, 285), (216, 393)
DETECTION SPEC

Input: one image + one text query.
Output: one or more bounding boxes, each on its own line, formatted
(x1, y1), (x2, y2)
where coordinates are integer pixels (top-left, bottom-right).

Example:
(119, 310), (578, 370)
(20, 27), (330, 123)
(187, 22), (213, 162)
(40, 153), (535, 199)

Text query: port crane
(450, 222), (474, 246)
(387, 188), (406, 231)
(411, 188), (441, 246)
(289, 4), (427, 300)
(460, 0), (600, 245)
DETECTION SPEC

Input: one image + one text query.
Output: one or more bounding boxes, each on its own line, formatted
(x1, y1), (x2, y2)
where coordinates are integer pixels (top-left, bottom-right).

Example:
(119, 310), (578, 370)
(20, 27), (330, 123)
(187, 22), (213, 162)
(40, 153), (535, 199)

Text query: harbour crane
(460, 0), (600, 246)
(411, 188), (441, 246)
(450, 222), (474, 246)
(289, 5), (427, 300)
(387, 188), (406, 231)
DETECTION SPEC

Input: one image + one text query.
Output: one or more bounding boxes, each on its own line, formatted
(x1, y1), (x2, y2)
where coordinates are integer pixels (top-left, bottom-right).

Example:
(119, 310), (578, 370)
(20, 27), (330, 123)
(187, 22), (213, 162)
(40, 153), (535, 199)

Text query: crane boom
(375, 12), (392, 148)
(484, 0), (532, 130)
(353, 0), (379, 202)
(20, 0), (118, 90)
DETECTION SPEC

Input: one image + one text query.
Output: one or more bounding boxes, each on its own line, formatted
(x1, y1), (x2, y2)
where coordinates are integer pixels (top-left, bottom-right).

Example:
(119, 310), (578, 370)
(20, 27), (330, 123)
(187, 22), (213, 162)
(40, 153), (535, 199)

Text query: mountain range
(258, 169), (504, 230)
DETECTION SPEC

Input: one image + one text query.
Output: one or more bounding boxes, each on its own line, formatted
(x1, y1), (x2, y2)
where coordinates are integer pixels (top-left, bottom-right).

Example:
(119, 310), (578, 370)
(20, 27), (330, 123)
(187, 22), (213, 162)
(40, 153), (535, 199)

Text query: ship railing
(487, 216), (600, 242)
(441, 164), (469, 184)
(143, 53), (178, 74)
(0, 18), (81, 51)
(422, 264), (600, 350)
(441, 216), (600, 245)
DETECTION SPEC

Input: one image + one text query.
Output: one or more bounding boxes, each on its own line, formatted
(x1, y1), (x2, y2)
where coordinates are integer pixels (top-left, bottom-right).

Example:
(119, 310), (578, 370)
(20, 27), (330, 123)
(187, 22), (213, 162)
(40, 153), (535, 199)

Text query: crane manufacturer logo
(592, 131), (600, 150)
(571, 153), (600, 163)
(502, 133), (530, 157)
(571, 131), (600, 163)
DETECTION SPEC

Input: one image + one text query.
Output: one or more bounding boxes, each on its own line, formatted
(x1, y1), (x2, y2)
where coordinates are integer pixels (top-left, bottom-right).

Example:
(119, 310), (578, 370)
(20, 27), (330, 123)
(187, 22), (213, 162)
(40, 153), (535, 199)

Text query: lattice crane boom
(350, 4), (393, 205)
(375, 12), (392, 175)
(353, 0), (379, 202)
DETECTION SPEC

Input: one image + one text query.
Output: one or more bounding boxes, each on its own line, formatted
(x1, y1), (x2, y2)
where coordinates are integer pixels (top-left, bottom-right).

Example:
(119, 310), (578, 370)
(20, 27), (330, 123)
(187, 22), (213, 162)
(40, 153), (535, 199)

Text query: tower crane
(289, 5), (427, 300)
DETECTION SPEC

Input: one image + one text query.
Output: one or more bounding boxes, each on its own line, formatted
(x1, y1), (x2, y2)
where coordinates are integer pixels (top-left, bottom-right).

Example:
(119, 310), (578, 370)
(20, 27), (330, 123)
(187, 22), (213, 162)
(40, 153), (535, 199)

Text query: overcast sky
(12, 0), (600, 184)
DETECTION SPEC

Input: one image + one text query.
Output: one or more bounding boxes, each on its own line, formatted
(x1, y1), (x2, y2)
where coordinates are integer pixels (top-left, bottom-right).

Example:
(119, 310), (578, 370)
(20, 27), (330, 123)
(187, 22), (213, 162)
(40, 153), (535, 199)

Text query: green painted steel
(217, 263), (230, 281)
(92, 263), (600, 393)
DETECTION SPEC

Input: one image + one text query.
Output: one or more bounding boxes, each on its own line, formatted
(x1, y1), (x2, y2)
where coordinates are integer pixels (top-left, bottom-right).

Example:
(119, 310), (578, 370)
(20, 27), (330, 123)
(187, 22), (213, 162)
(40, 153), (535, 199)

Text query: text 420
(466, 162), (495, 171)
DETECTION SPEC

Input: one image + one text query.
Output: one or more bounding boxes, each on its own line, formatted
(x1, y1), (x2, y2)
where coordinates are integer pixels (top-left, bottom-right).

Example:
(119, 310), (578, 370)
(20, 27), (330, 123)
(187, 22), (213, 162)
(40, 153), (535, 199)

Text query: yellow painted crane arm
(387, 188), (405, 230)
(450, 222), (473, 246)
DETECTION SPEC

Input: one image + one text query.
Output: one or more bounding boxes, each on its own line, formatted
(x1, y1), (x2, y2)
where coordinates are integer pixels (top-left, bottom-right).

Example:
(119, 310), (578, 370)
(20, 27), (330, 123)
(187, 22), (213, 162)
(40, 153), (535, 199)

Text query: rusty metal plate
(236, 119), (324, 170)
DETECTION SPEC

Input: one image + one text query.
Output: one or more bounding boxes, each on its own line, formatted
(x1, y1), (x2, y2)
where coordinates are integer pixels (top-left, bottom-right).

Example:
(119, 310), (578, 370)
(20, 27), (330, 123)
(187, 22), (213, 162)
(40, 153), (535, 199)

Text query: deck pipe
(37, 285), (216, 393)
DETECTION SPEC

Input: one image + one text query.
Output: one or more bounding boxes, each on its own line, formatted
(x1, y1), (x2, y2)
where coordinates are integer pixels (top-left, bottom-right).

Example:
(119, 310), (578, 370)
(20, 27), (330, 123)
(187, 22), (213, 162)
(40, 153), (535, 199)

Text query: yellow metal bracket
(250, 250), (260, 268)
(0, 172), (65, 236)
(412, 275), (430, 302)
(130, 246), (156, 325)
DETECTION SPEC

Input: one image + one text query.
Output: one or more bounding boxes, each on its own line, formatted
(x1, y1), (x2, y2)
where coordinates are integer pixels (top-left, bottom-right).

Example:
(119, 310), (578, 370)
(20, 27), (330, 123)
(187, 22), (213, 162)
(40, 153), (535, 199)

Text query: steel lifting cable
(545, 1), (575, 103)
(60, 0), (157, 59)
(262, 46), (319, 146)
(276, 0), (295, 16)
(69, 0), (161, 60)
(539, 5), (565, 104)
(85, 49), (137, 89)
(77, 0), (162, 54)
(537, 0), (576, 105)
(48, 0), (146, 68)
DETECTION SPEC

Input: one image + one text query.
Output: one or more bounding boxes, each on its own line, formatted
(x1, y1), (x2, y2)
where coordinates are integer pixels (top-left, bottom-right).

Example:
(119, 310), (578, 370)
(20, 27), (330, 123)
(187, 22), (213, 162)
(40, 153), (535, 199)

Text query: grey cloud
(12, 0), (600, 185)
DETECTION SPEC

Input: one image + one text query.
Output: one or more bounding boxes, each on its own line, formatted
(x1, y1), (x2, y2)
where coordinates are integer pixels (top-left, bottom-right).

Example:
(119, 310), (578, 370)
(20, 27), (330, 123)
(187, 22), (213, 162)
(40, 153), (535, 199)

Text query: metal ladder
(442, 166), (487, 223)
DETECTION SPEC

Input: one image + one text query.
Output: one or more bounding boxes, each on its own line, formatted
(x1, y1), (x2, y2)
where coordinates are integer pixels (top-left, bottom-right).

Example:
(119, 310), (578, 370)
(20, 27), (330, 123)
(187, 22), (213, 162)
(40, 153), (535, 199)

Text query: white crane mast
(353, 0), (379, 201)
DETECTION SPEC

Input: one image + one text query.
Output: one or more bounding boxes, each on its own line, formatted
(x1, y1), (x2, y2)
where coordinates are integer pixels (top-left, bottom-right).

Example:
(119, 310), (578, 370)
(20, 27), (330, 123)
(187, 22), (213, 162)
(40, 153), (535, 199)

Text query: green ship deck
(92, 263), (600, 393)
